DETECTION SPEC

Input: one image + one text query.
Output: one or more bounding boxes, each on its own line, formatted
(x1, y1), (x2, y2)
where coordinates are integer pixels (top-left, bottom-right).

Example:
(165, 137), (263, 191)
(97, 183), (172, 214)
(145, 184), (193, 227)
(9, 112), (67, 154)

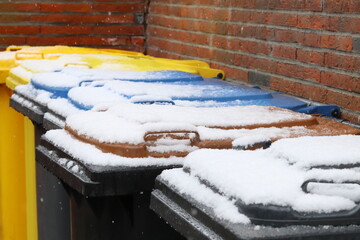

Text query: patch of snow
(47, 98), (83, 118)
(44, 112), (65, 128)
(0, 51), (15, 60)
(44, 130), (184, 167)
(160, 169), (250, 224)
(66, 111), (198, 144)
(32, 72), (81, 89)
(105, 103), (311, 128)
(68, 87), (127, 109)
(212, 126), (310, 143)
(307, 182), (360, 202)
(9, 66), (33, 83)
(269, 135), (360, 169)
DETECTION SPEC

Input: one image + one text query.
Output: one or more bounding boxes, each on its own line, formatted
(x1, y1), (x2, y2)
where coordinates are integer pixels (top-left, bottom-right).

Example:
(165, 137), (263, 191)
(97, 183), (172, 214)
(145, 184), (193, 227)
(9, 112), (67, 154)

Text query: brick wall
(146, 0), (360, 124)
(0, 0), (146, 52)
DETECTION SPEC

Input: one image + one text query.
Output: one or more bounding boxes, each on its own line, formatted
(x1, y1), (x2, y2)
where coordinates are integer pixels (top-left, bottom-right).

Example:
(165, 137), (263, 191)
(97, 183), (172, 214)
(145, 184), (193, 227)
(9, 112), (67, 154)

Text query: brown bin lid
(64, 104), (360, 158)
(200, 117), (360, 150)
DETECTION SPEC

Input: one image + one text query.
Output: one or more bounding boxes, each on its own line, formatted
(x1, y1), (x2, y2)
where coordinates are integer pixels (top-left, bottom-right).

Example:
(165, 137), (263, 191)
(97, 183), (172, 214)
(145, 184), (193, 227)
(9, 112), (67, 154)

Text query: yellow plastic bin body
(0, 84), (30, 240)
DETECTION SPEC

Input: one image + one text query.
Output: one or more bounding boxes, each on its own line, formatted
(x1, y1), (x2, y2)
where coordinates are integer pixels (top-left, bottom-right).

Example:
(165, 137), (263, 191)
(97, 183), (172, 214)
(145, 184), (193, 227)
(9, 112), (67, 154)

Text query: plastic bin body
(36, 135), (185, 240)
(0, 84), (29, 240)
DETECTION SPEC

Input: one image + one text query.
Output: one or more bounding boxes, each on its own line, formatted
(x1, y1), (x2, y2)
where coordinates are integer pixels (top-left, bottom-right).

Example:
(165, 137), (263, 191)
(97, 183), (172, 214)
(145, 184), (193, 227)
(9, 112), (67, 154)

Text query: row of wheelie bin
(0, 45), (224, 240)
(1, 45), (360, 240)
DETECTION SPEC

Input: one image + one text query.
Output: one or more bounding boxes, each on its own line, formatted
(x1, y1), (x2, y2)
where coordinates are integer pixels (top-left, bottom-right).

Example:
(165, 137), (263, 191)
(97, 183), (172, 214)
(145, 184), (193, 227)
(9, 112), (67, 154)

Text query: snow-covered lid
(31, 72), (81, 92)
(59, 68), (203, 82)
(65, 111), (198, 144)
(62, 103), (316, 158)
(269, 135), (360, 169)
(44, 129), (184, 167)
(68, 87), (127, 110)
(181, 135), (360, 213)
(103, 79), (271, 100)
(105, 103), (313, 128)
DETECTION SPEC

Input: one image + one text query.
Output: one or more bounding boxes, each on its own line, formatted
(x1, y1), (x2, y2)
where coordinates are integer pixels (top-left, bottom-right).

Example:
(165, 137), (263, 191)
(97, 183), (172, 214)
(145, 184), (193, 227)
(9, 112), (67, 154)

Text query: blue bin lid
(56, 68), (203, 82)
(67, 79), (273, 110)
(31, 69), (204, 97)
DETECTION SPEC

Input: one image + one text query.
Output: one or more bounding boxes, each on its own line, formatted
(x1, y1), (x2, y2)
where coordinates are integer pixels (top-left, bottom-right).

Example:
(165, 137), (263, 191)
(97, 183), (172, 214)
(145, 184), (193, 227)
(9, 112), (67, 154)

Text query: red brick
(131, 36), (145, 46)
(212, 49), (234, 65)
(112, 26), (141, 36)
(268, 12), (298, 27)
(0, 36), (26, 45)
(230, 39), (271, 55)
(152, 0), (229, 7)
(324, 0), (360, 13)
(154, 5), (230, 21)
(234, 53), (321, 82)
(296, 49), (324, 65)
(326, 90), (360, 112)
(30, 14), (134, 24)
(270, 76), (360, 111)
(297, 15), (328, 30)
(324, 52), (360, 72)
(276, 62), (321, 82)
(326, 16), (360, 34)
(26, 36), (133, 47)
(0, 14), (30, 23)
(213, 36), (229, 49)
(272, 45), (297, 60)
(0, 26), (39, 35)
(147, 26), (210, 45)
(231, 0), (322, 11)
(147, 37), (207, 59)
(234, 54), (277, 73)
(39, 3), (93, 13)
(40, 25), (144, 35)
(212, 64), (248, 82)
(40, 26), (93, 35)
(0, 3), (40, 12)
(93, 3), (144, 12)
(340, 112), (360, 125)
(297, 32), (321, 47)
(320, 35), (353, 51)
(321, 71), (360, 93)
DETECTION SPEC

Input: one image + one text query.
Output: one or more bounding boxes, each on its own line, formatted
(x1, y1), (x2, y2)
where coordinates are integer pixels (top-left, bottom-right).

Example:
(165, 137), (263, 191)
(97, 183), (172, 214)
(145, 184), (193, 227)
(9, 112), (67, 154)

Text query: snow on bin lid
(104, 103), (314, 128)
(102, 79), (272, 101)
(67, 86), (128, 110)
(182, 136), (360, 214)
(268, 135), (360, 169)
(59, 68), (204, 82)
(62, 104), (315, 158)
(63, 103), (359, 159)
(160, 168), (251, 224)
(44, 129), (184, 167)
(31, 72), (81, 93)
(30, 69), (204, 96)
